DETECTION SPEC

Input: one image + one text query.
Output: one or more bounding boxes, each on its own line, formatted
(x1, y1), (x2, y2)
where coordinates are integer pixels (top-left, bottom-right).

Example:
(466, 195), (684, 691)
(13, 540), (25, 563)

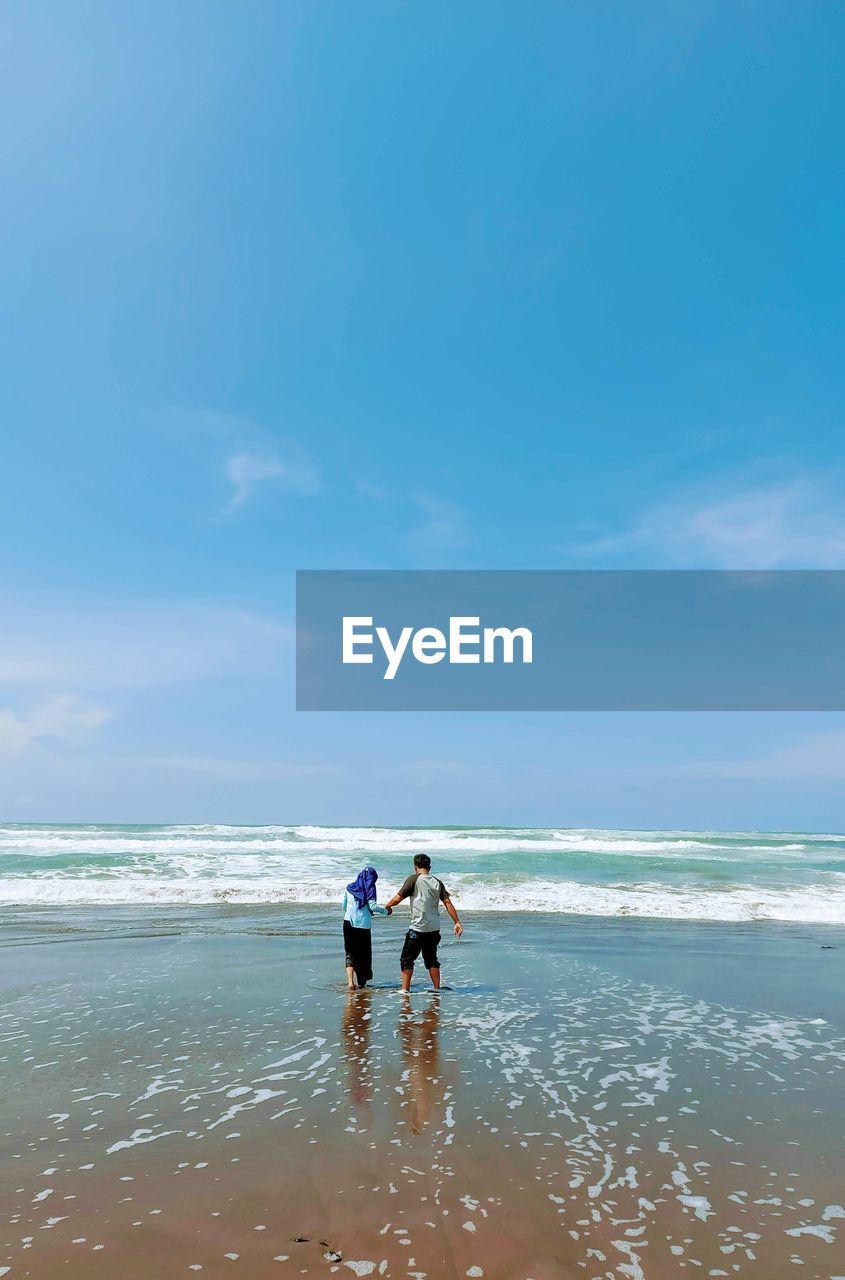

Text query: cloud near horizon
(700, 732), (845, 781)
(0, 601), (291, 694)
(0, 694), (112, 756)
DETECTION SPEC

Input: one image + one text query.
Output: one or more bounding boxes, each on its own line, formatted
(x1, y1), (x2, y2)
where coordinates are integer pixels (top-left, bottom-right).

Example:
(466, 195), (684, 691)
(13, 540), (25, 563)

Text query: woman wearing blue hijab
(342, 865), (392, 989)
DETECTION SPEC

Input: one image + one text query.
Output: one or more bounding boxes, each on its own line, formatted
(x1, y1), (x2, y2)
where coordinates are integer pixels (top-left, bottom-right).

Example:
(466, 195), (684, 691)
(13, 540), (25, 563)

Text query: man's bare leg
(401, 968), (412, 992)
(428, 966), (441, 990)
(346, 965), (356, 990)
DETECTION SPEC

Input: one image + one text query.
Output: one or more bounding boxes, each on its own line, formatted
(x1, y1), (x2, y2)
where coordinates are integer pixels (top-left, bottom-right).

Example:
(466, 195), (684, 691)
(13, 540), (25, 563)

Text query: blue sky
(2, 1), (844, 827)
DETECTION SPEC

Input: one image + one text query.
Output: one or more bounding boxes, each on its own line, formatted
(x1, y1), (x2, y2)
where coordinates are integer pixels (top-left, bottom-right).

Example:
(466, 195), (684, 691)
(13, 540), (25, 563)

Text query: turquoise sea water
(1, 823), (844, 922)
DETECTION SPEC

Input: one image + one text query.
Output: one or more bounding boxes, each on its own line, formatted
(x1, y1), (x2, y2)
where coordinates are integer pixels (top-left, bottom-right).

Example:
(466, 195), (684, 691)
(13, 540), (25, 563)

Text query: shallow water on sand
(1, 908), (844, 1278)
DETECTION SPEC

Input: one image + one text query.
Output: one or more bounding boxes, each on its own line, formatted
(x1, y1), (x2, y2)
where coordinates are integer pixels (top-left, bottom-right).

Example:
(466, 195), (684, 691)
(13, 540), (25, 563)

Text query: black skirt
(343, 920), (373, 985)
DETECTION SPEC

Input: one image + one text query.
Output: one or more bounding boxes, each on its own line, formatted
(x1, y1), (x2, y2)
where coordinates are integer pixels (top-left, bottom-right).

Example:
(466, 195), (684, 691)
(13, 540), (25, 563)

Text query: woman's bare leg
(346, 964), (356, 990)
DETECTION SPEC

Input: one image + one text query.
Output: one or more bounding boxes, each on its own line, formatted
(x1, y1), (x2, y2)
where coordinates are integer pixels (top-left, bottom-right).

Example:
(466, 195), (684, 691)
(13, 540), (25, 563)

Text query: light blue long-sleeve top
(342, 890), (390, 929)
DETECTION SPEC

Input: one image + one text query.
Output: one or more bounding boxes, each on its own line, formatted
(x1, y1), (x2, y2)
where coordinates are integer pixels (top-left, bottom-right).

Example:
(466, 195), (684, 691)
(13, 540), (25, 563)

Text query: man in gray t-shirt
(385, 853), (463, 991)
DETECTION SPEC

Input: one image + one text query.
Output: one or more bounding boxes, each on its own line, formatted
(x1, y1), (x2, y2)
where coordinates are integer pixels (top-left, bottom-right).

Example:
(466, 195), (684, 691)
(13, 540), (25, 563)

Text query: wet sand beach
(2, 907), (844, 1279)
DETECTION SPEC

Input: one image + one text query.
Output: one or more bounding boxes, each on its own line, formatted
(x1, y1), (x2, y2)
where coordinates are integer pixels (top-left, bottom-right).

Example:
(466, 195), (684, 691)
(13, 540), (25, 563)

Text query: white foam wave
(1, 875), (843, 923)
(1, 824), (843, 923)
(0, 824), (837, 858)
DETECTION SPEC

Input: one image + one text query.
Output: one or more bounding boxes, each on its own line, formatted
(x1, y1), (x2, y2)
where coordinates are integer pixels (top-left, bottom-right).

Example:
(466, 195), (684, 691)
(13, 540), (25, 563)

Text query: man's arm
(443, 896), (463, 937)
(385, 875), (416, 912)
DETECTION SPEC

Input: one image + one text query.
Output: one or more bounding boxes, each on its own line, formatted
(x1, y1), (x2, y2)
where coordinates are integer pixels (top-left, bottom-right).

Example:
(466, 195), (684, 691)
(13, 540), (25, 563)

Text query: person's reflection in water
(398, 992), (441, 1135)
(341, 987), (374, 1107)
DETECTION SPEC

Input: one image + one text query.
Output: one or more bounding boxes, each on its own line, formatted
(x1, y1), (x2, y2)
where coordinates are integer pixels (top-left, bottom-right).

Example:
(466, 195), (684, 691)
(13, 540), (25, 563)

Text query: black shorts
(400, 928), (441, 971)
(343, 921), (373, 984)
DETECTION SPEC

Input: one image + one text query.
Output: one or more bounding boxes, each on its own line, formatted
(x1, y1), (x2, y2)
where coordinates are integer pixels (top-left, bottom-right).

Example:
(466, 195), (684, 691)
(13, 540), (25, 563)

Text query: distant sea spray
(1, 824), (844, 923)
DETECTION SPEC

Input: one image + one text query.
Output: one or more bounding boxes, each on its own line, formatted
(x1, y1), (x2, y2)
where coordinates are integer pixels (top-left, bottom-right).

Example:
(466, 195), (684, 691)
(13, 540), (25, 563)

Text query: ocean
(1, 822), (844, 923)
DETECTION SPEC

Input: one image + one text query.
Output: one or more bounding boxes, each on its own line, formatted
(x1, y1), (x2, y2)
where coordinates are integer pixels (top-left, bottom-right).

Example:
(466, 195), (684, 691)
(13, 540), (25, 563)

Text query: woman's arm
(368, 899), (392, 917)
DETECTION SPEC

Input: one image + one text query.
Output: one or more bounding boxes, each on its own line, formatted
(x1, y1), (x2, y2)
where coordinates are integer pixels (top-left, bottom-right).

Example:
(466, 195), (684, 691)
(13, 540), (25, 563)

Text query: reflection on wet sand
(4, 913), (845, 1278)
(398, 992), (442, 1135)
(340, 987), (374, 1105)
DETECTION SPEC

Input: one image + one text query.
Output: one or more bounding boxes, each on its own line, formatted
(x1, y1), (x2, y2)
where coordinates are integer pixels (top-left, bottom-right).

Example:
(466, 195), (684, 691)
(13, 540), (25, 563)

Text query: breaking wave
(1, 823), (843, 923)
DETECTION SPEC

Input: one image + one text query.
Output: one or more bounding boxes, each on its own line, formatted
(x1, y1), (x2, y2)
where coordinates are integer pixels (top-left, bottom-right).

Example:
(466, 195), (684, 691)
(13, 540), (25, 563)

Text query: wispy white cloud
(0, 602), (291, 692)
(411, 493), (470, 550)
(224, 451), (319, 512)
(354, 477), (394, 503)
(569, 476), (845, 568)
(355, 480), (471, 552)
(168, 409), (320, 513)
(0, 695), (112, 756)
(390, 758), (492, 787)
(153, 755), (344, 781)
(225, 453), (284, 510)
(699, 732), (845, 781)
